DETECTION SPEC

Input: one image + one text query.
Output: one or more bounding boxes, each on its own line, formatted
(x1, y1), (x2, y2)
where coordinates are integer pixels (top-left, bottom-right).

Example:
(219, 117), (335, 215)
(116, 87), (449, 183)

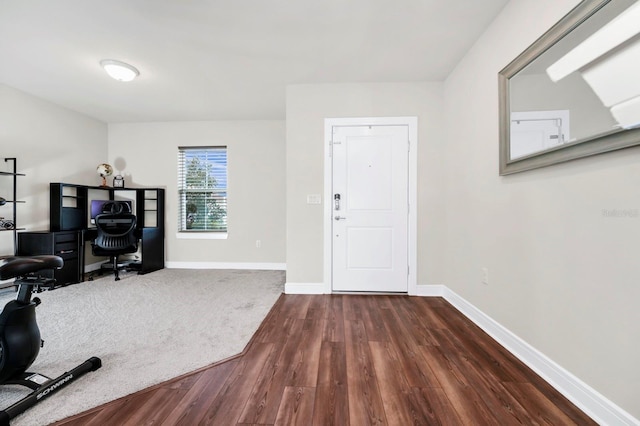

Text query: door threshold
(331, 290), (409, 296)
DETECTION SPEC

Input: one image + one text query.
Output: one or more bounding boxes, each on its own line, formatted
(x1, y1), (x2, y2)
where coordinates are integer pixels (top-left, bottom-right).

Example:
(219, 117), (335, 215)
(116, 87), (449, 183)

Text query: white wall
(443, 0), (640, 418)
(107, 121), (286, 267)
(0, 84), (106, 256)
(285, 82), (446, 287)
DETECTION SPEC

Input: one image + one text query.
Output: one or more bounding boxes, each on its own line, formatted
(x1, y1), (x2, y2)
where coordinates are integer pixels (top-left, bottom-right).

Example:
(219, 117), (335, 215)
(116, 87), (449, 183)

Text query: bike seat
(0, 255), (63, 280)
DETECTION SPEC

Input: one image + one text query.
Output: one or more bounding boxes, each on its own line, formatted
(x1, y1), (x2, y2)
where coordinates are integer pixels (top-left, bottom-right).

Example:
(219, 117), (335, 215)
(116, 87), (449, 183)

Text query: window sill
(176, 232), (228, 240)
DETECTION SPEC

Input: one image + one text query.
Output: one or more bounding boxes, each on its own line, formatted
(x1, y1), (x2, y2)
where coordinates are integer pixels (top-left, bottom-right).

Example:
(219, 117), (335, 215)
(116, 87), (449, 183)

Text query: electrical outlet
(256, 240), (261, 248)
(481, 267), (489, 285)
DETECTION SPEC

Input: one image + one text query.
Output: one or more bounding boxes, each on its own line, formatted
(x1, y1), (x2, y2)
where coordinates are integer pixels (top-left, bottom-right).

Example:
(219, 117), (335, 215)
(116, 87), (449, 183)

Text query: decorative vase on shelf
(97, 163), (113, 187)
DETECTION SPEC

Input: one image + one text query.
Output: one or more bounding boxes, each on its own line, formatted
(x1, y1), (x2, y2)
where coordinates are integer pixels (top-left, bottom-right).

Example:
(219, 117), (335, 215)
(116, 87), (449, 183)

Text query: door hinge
(407, 265), (410, 276)
(330, 138), (343, 157)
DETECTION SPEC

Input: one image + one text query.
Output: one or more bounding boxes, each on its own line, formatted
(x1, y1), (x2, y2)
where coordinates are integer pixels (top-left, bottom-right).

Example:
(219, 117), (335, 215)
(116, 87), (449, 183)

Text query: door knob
(334, 216), (347, 221)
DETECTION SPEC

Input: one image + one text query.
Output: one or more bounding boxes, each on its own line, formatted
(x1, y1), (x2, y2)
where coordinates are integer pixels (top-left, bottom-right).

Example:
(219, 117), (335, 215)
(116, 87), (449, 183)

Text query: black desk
(17, 184), (165, 285)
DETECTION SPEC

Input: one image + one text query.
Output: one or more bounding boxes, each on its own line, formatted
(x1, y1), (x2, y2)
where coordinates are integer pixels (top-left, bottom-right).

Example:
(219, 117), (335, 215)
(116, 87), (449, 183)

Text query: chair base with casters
(0, 255), (102, 425)
(90, 256), (140, 281)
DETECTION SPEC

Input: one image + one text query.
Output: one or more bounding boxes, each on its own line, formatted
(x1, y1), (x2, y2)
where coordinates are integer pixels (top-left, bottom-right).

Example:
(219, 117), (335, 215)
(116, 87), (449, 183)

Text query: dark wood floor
(54, 294), (596, 425)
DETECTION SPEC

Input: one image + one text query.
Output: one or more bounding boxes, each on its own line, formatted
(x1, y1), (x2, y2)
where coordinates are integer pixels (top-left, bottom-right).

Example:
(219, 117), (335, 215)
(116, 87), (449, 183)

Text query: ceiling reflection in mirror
(500, 0), (640, 174)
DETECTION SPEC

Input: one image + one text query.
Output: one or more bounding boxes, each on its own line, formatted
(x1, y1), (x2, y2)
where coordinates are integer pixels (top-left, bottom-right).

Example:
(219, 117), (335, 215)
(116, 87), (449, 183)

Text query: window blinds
(178, 147), (227, 232)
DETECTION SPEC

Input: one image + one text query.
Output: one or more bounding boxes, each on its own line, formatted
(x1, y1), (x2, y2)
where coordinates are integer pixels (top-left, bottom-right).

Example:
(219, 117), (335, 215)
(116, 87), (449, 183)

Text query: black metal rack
(1, 158), (25, 255)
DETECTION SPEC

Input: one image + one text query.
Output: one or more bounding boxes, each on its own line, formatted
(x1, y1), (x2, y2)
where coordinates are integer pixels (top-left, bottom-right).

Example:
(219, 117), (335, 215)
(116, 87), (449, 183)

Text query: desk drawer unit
(17, 230), (82, 285)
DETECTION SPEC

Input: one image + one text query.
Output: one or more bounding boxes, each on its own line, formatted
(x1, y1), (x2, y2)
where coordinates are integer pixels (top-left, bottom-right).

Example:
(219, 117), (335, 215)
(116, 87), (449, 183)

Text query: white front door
(331, 124), (409, 292)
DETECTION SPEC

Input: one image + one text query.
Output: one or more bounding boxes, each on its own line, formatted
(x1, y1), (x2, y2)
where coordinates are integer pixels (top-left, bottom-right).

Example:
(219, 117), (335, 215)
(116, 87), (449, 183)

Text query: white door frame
(323, 117), (418, 295)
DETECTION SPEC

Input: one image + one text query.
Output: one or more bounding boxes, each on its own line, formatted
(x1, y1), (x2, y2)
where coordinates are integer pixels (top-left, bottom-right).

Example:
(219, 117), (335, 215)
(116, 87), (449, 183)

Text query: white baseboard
(284, 282), (326, 294)
(412, 284), (445, 297)
(85, 261), (105, 273)
(166, 261), (286, 271)
(441, 287), (639, 426)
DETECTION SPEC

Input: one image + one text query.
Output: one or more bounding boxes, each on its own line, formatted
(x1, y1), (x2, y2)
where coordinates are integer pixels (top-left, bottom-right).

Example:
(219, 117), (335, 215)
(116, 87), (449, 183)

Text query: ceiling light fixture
(100, 59), (140, 82)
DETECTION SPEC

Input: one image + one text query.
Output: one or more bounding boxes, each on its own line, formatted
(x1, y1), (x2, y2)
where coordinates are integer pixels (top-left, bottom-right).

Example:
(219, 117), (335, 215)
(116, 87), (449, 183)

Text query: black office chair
(91, 201), (138, 281)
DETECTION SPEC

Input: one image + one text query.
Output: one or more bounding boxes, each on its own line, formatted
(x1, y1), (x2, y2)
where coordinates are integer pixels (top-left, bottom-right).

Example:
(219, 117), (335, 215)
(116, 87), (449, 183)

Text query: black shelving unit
(49, 183), (88, 231)
(136, 188), (165, 273)
(1, 157), (25, 255)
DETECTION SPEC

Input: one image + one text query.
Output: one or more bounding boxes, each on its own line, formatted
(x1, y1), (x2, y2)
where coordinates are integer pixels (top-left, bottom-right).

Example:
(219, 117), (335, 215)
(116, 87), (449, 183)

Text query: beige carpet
(0, 268), (284, 426)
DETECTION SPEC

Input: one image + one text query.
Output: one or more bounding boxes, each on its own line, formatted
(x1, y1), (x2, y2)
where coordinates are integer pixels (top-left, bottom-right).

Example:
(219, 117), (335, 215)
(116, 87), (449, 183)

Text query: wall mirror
(499, 0), (640, 175)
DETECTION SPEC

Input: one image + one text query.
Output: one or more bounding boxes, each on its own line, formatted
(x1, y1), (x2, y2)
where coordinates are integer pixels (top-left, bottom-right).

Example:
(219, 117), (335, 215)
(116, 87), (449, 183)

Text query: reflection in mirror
(499, 0), (640, 175)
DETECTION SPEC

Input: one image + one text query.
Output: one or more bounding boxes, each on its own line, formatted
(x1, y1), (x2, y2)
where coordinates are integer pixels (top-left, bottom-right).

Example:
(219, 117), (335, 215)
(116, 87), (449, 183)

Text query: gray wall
(285, 82), (446, 287)
(0, 84), (106, 256)
(107, 121), (286, 266)
(443, 0), (639, 417)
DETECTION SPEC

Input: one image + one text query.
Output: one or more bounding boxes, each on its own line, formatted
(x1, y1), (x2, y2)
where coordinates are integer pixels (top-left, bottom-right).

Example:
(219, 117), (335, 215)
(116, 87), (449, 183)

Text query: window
(178, 147), (227, 232)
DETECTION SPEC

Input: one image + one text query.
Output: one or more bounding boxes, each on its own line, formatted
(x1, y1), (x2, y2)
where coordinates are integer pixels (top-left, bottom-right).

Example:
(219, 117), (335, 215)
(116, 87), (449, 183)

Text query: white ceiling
(0, 0), (508, 123)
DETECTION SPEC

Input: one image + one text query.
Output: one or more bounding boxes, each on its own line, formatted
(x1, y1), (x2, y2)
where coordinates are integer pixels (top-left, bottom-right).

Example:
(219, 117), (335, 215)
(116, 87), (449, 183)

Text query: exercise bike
(0, 255), (101, 425)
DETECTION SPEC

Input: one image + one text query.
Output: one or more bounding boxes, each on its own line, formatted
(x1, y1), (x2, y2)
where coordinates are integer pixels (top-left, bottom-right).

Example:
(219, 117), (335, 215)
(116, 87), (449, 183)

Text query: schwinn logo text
(36, 373), (74, 400)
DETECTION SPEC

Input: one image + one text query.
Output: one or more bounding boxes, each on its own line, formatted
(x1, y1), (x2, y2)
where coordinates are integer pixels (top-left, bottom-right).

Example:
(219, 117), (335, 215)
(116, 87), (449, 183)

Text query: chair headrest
(101, 201), (132, 215)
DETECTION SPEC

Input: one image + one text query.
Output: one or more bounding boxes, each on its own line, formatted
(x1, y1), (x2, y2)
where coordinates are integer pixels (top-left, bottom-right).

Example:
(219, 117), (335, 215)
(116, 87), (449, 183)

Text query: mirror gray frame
(499, 0), (640, 175)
